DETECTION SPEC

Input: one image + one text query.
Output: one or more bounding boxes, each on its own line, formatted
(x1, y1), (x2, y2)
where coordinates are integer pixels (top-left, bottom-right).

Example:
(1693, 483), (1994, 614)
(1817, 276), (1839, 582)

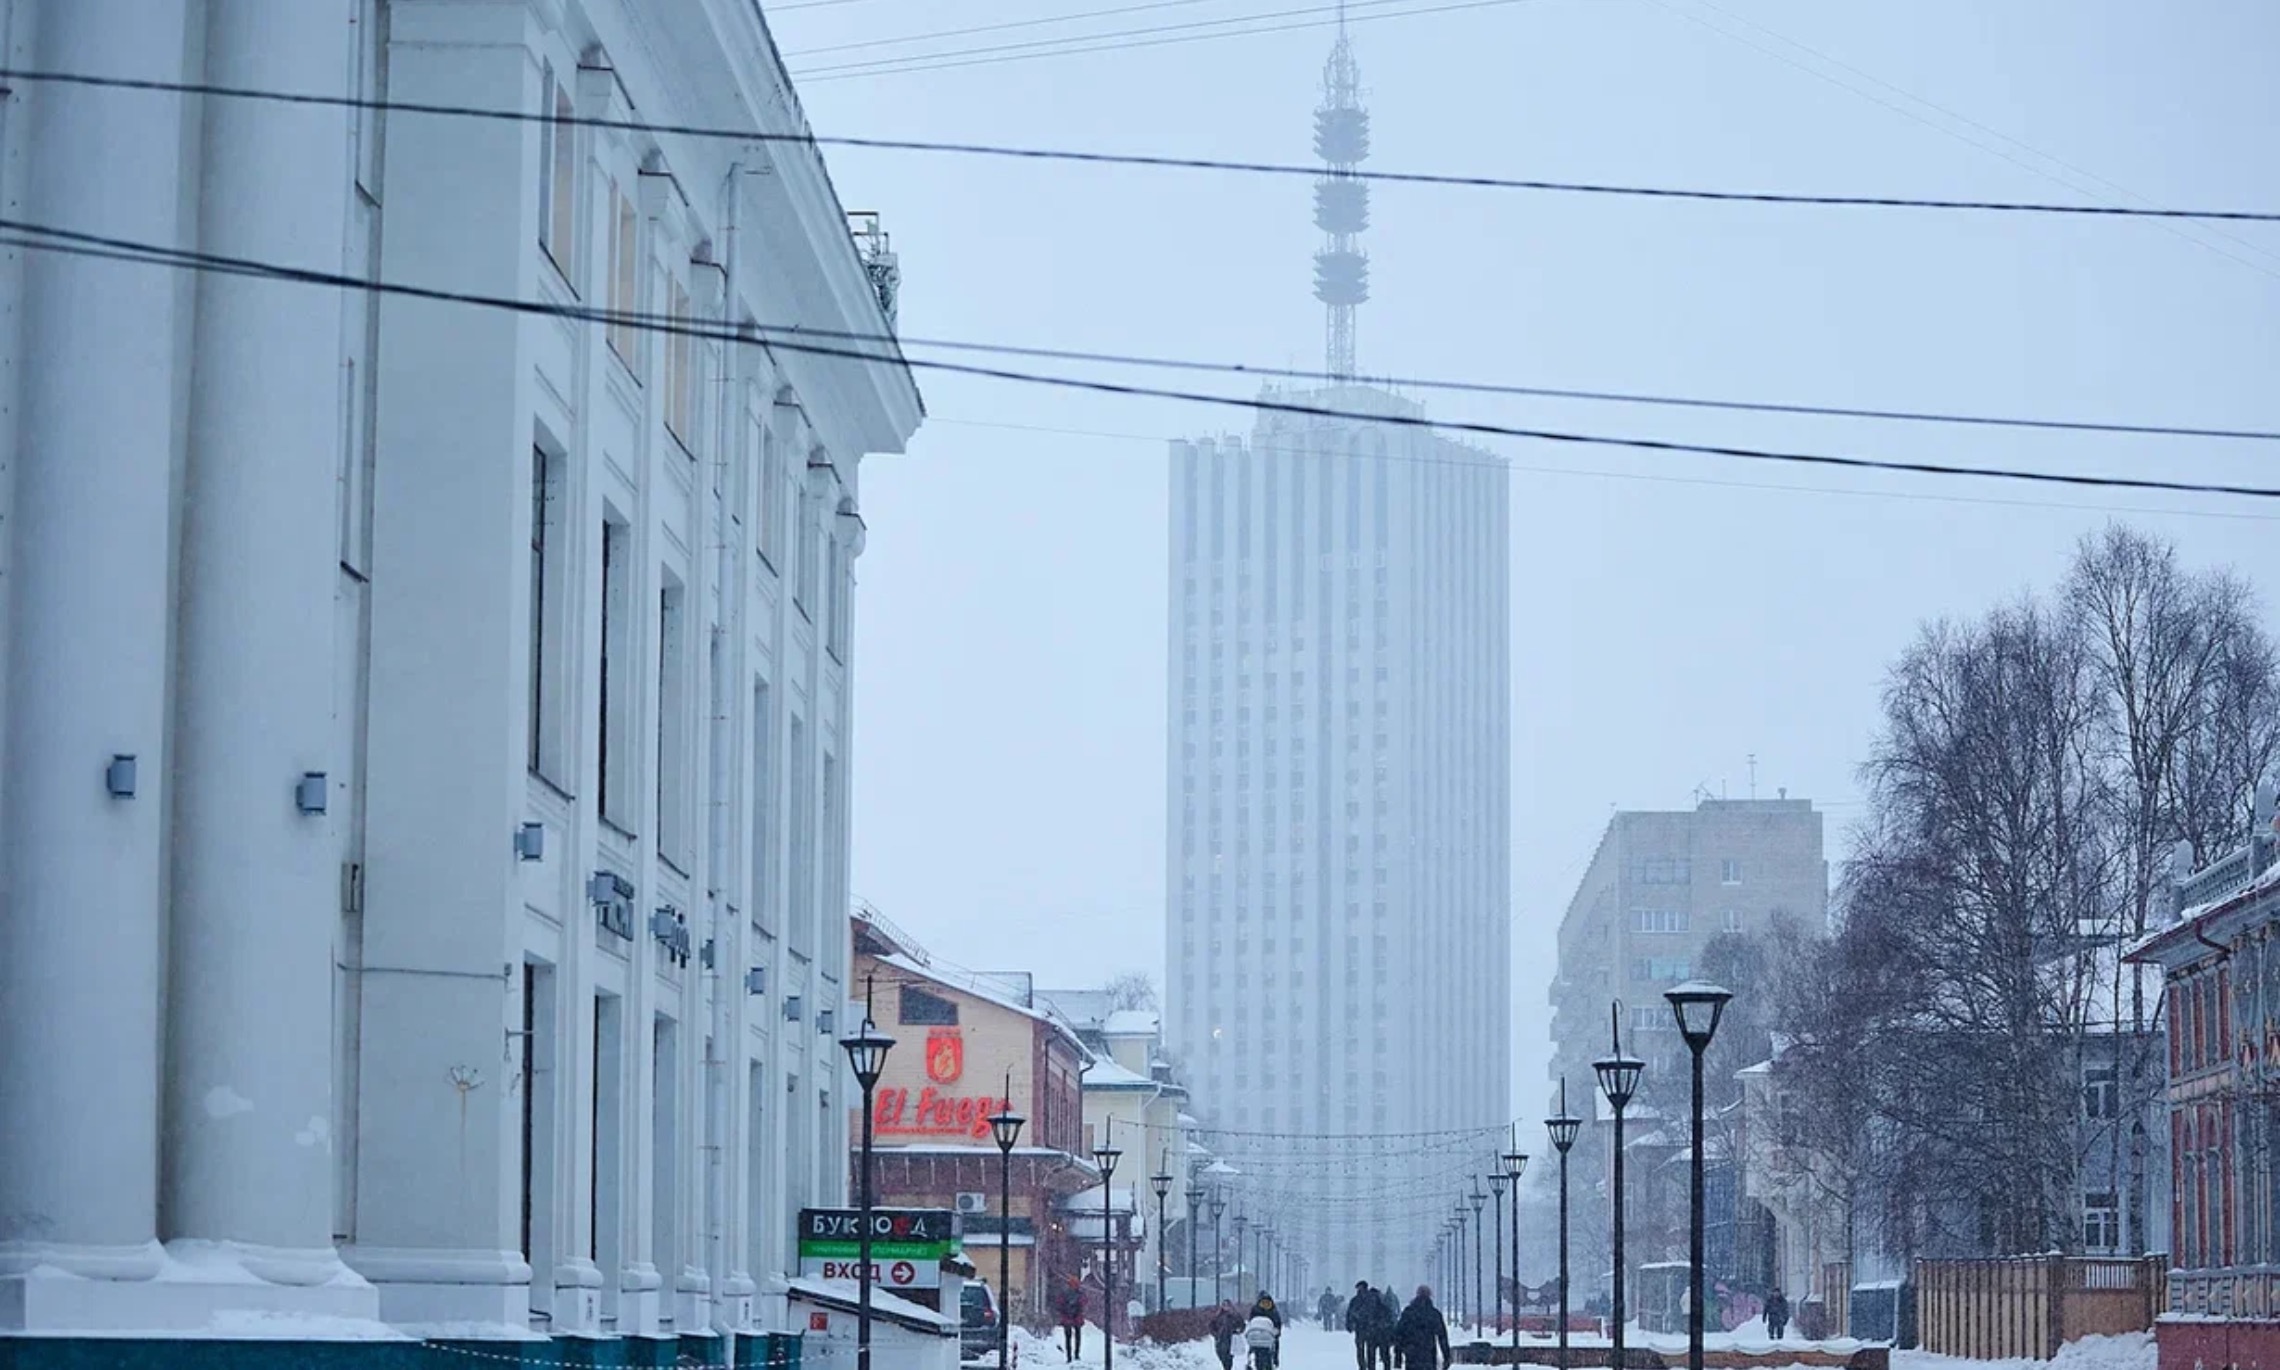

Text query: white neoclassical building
(0, 0), (921, 1351)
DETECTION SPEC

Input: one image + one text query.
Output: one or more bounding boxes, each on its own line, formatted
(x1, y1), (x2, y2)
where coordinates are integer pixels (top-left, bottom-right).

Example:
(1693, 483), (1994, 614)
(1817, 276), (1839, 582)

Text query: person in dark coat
(1393, 1285), (1452, 1370)
(1321, 1288), (1342, 1328)
(1053, 1275), (1087, 1362)
(1210, 1300), (1244, 1370)
(1347, 1280), (1389, 1370)
(1379, 1284), (1404, 1369)
(1250, 1292), (1285, 1330)
(1764, 1288), (1790, 1341)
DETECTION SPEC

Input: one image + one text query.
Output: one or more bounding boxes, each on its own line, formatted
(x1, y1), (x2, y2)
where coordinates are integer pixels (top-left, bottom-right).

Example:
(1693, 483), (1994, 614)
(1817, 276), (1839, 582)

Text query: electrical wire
(6, 68), (2277, 223)
(778, 0), (1372, 59)
(930, 416), (2280, 524)
(789, 0), (1522, 79)
(12, 218), (2278, 504)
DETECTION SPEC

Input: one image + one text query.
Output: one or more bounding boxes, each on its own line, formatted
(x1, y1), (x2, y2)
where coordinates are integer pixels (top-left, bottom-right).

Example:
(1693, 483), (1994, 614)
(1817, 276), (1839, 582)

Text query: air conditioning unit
(955, 1192), (989, 1215)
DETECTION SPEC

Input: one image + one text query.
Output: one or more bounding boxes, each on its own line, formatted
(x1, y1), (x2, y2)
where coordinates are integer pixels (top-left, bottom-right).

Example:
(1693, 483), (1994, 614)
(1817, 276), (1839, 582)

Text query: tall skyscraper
(1164, 18), (1512, 1288)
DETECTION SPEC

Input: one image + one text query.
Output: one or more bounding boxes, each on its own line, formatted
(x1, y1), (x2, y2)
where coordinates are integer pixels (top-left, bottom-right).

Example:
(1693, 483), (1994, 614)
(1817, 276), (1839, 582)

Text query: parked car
(962, 1282), (1016, 1367)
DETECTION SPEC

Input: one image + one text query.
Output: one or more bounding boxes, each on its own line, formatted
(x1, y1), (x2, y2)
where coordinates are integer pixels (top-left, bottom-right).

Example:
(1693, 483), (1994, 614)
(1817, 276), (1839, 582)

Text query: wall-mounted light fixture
(295, 772), (328, 815)
(515, 822), (545, 861)
(105, 754), (137, 798)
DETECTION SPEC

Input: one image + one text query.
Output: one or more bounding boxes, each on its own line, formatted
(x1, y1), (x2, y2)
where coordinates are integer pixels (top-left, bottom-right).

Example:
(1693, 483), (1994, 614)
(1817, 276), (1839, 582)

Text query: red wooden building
(2128, 837), (2280, 1370)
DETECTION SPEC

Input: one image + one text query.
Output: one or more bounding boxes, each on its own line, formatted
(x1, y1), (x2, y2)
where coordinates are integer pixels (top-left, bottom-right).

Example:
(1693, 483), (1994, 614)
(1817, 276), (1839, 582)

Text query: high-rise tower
(1313, 12), (1369, 380)
(1165, 23), (1512, 1290)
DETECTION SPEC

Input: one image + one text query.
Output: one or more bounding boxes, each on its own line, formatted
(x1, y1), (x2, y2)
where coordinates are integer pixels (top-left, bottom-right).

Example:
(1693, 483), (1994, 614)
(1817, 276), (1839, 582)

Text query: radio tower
(1312, 4), (1369, 381)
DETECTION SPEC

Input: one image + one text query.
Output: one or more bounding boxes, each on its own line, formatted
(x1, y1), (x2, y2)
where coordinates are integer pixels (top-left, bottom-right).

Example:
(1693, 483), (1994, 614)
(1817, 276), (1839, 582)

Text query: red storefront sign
(875, 1085), (1010, 1139)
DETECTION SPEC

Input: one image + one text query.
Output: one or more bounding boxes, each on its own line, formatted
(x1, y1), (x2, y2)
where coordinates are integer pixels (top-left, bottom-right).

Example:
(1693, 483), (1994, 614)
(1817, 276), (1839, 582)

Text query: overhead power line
(10, 217), (2280, 504)
(779, 0), (1355, 59)
(5, 68), (2277, 223)
(789, 0), (1524, 80)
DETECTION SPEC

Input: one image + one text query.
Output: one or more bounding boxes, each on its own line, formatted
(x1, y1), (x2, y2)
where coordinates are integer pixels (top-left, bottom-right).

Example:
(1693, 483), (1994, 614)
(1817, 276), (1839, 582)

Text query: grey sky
(781, 0), (2280, 1104)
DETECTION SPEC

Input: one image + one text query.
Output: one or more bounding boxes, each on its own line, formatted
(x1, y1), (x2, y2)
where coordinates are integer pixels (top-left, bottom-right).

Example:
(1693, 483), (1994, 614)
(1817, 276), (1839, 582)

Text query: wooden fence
(1913, 1255), (2166, 1359)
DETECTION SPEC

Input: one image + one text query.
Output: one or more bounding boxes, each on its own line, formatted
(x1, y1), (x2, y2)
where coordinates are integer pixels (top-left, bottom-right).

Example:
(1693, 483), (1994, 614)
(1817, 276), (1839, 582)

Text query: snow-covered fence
(1914, 1256), (2166, 1359)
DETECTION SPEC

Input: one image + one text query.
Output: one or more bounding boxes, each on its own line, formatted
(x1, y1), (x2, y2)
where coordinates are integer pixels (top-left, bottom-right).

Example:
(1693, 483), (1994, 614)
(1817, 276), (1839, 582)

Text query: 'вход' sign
(875, 1086), (1010, 1139)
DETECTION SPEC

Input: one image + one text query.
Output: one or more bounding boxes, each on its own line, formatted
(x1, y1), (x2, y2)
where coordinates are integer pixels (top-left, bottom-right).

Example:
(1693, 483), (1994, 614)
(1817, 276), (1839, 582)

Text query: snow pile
(1895, 1331), (2155, 1370)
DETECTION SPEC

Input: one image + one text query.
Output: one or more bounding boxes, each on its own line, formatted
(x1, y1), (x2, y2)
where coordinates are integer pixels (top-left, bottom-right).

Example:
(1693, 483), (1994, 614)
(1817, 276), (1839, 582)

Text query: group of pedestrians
(1209, 1292), (1287, 1370)
(1349, 1281), (1451, 1370)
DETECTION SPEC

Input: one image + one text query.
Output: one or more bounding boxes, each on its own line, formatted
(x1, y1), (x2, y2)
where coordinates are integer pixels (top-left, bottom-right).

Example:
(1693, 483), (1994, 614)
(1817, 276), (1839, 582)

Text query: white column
(0, 0), (188, 1331)
(162, 0), (371, 1313)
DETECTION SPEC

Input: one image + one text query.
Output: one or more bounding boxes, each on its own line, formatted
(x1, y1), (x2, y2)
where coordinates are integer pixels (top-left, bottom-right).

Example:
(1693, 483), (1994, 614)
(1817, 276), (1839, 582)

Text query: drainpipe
(702, 158), (746, 1337)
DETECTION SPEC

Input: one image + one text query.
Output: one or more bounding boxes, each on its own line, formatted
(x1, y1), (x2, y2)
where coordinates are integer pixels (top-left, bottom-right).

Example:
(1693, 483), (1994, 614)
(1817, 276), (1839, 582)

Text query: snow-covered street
(1013, 1324), (2158, 1370)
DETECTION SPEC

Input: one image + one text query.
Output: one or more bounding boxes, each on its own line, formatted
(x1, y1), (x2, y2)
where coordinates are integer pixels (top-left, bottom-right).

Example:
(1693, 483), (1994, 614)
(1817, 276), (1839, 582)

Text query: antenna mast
(1312, 3), (1369, 381)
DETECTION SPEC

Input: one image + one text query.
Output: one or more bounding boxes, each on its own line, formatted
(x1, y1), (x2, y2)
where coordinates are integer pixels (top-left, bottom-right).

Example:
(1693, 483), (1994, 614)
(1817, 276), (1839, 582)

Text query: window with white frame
(664, 278), (695, 453)
(606, 180), (640, 372)
(538, 62), (578, 286)
(597, 514), (635, 828)
(2082, 1191), (2120, 1252)
(2082, 1062), (2118, 1120)
(656, 570), (690, 868)
(1633, 908), (1690, 935)
(1721, 858), (1743, 885)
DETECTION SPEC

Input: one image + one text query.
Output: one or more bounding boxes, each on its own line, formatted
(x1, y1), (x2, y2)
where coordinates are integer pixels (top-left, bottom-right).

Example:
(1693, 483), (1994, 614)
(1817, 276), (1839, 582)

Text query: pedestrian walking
(1250, 1291), (1284, 1330)
(1393, 1285), (1452, 1370)
(1054, 1274), (1087, 1362)
(1245, 1306), (1282, 1370)
(1321, 1287), (1342, 1328)
(1210, 1300), (1244, 1370)
(1347, 1280), (1390, 1370)
(1764, 1288), (1790, 1342)
(1379, 1282), (1404, 1369)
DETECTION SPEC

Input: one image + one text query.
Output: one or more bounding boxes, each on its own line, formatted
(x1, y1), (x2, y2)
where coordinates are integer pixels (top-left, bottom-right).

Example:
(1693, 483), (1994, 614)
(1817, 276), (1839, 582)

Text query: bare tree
(1105, 972), (1159, 1012)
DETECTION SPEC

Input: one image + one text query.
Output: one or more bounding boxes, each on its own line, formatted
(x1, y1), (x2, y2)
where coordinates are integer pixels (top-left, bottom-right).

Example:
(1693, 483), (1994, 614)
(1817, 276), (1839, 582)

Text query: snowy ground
(1010, 1320), (2156, 1370)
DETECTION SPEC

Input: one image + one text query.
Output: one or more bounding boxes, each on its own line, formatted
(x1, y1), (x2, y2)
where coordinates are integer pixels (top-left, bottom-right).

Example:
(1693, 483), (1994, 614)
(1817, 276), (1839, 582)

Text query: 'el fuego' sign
(875, 1086), (1010, 1139)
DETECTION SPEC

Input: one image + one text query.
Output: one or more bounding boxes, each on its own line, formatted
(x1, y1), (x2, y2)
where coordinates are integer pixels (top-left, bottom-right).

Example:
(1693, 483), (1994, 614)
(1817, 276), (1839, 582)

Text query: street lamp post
(1594, 1007), (1645, 1370)
(1452, 1202), (1468, 1329)
(1503, 1148), (1530, 1354)
(1667, 982), (1735, 1370)
(1231, 1212), (1249, 1304)
(989, 1084), (1026, 1370)
(838, 1000), (897, 1370)
(1469, 1183), (1487, 1338)
(1210, 1192), (1228, 1306)
(1487, 1168), (1508, 1340)
(1186, 1182), (1204, 1310)
(1546, 1082), (1582, 1370)
(1096, 1124), (1124, 1370)
(1151, 1161), (1174, 1317)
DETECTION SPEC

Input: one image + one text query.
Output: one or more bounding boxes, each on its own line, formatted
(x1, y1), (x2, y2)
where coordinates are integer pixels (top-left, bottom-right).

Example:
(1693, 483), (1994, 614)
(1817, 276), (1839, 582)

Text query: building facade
(1549, 798), (1827, 1094)
(1164, 383), (1511, 1287)
(852, 915), (1098, 1328)
(2127, 831), (2280, 1370)
(0, 0), (919, 1350)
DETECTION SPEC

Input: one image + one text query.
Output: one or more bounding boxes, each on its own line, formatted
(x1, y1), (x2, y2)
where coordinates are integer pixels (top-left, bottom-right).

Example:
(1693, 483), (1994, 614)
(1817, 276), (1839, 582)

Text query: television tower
(1312, 6), (1369, 381)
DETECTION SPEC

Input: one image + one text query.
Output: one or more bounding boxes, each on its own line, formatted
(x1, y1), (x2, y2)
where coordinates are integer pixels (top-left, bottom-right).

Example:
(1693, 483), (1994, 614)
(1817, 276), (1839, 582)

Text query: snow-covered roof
(1177, 1112), (1202, 1126)
(1082, 1056), (1159, 1091)
(1063, 1185), (1142, 1213)
(868, 951), (1091, 1058)
(1105, 1009), (1159, 1037)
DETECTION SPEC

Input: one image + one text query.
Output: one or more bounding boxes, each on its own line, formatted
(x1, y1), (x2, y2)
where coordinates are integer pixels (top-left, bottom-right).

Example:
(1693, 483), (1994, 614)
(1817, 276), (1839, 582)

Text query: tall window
(656, 572), (688, 866)
(606, 181), (640, 371)
(528, 446), (560, 775)
(2082, 1062), (2118, 1120)
(787, 713), (811, 957)
(664, 279), (694, 452)
(823, 534), (845, 662)
(651, 1017), (679, 1280)
(2083, 1192), (2120, 1253)
(1720, 858), (1743, 885)
(793, 482), (818, 620)
(538, 62), (577, 284)
(756, 417), (781, 570)
(598, 516), (634, 827)
(751, 679), (775, 932)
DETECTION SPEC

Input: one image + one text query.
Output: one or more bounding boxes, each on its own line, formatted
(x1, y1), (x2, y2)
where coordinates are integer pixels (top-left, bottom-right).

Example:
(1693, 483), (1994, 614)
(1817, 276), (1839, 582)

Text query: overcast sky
(775, 0), (2280, 1105)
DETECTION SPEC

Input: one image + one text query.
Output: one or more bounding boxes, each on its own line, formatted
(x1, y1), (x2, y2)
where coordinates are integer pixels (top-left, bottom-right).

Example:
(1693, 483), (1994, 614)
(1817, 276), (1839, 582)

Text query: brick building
(851, 912), (1098, 1326)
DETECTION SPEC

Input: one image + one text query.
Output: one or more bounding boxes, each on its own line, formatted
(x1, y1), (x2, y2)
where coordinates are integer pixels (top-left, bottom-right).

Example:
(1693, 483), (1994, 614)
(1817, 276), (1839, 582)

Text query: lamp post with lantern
(988, 1083), (1026, 1370)
(1497, 1146), (1528, 1350)
(838, 994), (896, 1370)
(1593, 1008), (1644, 1370)
(1469, 1182), (1488, 1336)
(1186, 1182), (1204, 1309)
(1210, 1191), (1228, 1305)
(1545, 1081), (1582, 1370)
(1151, 1160), (1174, 1316)
(1666, 982), (1734, 1370)
(1096, 1123), (1124, 1370)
